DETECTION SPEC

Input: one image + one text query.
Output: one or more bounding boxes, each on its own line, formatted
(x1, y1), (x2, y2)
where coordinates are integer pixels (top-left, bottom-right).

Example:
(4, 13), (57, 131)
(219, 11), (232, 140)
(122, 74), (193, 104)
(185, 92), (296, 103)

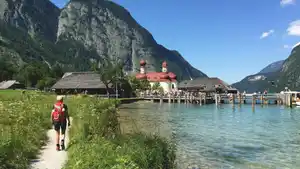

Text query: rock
(0, 0), (207, 80)
(0, 0), (60, 41)
(57, 0), (207, 80)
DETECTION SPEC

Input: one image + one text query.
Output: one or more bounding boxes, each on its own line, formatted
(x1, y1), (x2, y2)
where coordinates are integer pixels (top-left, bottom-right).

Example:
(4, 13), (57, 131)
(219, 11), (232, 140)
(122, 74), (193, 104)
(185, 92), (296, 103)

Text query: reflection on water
(119, 102), (300, 169)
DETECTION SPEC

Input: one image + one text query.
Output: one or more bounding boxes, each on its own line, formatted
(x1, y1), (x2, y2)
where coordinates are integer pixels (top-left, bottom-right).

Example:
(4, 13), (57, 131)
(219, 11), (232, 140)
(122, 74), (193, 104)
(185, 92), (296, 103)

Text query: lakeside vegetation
(0, 90), (53, 169)
(65, 95), (176, 169)
(0, 90), (176, 169)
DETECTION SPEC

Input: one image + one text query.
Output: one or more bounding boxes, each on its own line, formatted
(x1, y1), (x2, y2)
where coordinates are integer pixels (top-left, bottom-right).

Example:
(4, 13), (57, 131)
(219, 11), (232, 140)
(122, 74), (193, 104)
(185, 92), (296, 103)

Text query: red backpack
(52, 102), (64, 122)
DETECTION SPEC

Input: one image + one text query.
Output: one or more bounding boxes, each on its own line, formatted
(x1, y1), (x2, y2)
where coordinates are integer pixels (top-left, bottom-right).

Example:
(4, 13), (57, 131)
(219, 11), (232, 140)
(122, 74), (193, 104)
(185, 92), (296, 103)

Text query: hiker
(51, 95), (70, 151)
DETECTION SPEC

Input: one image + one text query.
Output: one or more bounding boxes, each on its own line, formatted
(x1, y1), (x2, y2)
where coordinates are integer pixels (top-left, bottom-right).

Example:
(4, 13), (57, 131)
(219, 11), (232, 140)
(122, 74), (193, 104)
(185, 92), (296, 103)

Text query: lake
(119, 102), (300, 169)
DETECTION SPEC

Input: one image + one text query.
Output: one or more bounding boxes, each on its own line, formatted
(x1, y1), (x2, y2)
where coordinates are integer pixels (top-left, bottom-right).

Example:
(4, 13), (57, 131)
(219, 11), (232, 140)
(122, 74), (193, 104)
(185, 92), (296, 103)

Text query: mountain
(233, 43), (300, 93)
(232, 60), (284, 93)
(0, 0), (207, 83)
(258, 60), (284, 74)
(0, 0), (60, 42)
(277, 44), (300, 90)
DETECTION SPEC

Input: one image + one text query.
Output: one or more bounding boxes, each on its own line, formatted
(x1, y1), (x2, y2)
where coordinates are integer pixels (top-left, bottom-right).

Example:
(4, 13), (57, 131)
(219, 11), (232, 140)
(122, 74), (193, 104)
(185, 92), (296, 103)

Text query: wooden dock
(142, 93), (295, 107)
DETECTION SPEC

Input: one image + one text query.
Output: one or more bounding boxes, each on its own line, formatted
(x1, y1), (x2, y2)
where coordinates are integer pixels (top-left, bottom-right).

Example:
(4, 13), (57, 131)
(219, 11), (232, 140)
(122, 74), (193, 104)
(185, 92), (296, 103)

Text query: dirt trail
(30, 125), (70, 169)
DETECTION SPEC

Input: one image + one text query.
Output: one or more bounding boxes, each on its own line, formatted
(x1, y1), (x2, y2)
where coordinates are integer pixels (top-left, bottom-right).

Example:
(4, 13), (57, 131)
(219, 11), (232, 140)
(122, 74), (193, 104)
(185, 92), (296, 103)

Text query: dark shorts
(53, 120), (67, 134)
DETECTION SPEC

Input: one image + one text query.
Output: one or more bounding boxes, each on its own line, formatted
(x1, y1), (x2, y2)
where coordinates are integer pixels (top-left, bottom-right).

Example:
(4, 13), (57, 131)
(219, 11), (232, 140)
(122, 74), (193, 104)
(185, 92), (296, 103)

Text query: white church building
(135, 60), (178, 93)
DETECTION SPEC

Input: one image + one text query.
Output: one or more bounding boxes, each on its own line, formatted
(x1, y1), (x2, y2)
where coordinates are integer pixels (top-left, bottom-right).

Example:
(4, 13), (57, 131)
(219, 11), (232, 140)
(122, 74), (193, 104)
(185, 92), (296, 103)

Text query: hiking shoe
(56, 144), (60, 151)
(61, 140), (65, 150)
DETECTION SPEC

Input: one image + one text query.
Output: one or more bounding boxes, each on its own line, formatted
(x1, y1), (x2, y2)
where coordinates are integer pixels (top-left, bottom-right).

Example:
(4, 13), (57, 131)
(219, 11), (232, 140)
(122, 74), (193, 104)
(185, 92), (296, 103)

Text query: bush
(0, 90), (54, 169)
(65, 97), (176, 169)
(0, 91), (176, 169)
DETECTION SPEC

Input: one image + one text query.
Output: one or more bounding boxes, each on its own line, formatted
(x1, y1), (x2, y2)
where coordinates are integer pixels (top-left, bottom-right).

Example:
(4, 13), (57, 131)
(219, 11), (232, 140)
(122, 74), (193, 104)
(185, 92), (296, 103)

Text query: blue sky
(51, 0), (300, 84)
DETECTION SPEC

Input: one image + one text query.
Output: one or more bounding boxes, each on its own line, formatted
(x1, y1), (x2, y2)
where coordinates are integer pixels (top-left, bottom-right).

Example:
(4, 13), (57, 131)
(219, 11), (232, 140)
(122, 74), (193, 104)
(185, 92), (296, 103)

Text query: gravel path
(30, 125), (70, 169)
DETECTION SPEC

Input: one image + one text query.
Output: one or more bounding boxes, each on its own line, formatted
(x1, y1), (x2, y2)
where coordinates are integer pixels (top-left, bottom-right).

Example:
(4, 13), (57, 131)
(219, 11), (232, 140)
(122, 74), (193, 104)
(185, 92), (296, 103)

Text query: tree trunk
(105, 84), (110, 98)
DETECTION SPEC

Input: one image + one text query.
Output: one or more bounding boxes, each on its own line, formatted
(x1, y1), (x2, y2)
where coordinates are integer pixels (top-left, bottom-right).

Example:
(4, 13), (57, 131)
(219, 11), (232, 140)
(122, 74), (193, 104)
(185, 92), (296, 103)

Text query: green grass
(0, 90), (54, 169)
(0, 91), (176, 169)
(64, 96), (176, 169)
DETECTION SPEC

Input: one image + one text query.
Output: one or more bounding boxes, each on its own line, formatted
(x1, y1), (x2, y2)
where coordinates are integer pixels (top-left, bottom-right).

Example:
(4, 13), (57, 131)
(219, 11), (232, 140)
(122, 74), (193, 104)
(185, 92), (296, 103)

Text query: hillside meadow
(0, 90), (176, 169)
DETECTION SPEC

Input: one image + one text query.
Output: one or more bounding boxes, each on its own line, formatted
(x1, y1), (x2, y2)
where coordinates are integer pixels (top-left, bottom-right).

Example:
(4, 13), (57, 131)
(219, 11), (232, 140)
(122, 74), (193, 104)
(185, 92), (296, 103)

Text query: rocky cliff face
(57, 0), (206, 79)
(0, 0), (207, 80)
(277, 45), (300, 89)
(258, 60), (284, 74)
(0, 0), (60, 41)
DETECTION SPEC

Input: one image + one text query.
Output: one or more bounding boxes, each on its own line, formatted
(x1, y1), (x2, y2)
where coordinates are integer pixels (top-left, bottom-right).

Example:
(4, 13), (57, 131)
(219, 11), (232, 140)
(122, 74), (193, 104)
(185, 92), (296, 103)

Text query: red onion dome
(140, 60), (146, 66)
(168, 72), (177, 79)
(162, 61), (167, 68)
(136, 73), (147, 79)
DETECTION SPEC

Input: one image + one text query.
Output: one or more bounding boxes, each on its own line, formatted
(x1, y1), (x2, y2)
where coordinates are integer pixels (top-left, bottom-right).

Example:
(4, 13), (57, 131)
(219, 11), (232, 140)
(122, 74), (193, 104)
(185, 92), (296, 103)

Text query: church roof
(135, 60), (177, 82)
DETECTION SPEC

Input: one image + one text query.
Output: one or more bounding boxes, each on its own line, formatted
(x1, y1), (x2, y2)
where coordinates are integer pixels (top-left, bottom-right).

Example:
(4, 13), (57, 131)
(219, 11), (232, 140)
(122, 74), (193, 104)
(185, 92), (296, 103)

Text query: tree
(139, 79), (151, 91)
(151, 82), (160, 91)
(18, 62), (49, 87)
(151, 82), (164, 93)
(93, 57), (126, 97)
(0, 57), (17, 81)
(51, 64), (64, 78)
(16, 62), (60, 89)
(36, 77), (56, 90)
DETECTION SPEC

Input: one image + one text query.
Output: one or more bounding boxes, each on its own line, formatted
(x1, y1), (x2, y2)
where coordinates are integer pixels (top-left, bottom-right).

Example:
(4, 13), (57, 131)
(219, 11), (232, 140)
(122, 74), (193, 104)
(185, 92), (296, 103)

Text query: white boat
(296, 102), (300, 106)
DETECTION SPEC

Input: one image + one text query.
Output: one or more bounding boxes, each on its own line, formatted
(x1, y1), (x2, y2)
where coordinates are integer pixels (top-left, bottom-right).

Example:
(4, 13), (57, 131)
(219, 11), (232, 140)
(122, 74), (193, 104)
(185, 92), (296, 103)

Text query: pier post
(160, 95), (163, 103)
(264, 96), (268, 105)
(252, 95), (255, 105)
(168, 94), (171, 103)
(178, 95), (181, 103)
(200, 94), (202, 106)
(287, 94), (293, 107)
(215, 94), (218, 105)
(232, 94), (235, 104)
(260, 95), (263, 105)
(204, 94), (207, 104)
(282, 94), (286, 105)
(286, 94), (290, 107)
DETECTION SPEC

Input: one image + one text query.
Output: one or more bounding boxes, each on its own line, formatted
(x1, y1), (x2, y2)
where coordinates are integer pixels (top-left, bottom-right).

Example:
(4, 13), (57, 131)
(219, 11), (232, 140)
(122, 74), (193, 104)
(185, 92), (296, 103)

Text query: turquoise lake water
(120, 102), (300, 169)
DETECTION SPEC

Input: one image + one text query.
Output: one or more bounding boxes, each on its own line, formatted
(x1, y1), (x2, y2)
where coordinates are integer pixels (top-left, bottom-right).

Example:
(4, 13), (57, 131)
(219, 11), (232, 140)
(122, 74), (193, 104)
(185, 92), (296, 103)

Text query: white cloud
(287, 20), (300, 36)
(260, 29), (274, 39)
(283, 44), (290, 48)
(280, 0), (296, 6)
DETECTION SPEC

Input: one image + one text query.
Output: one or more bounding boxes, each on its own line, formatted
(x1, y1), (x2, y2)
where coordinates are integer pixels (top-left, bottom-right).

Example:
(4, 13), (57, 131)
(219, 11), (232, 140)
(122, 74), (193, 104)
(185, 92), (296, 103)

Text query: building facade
(135, 60), (178, 93)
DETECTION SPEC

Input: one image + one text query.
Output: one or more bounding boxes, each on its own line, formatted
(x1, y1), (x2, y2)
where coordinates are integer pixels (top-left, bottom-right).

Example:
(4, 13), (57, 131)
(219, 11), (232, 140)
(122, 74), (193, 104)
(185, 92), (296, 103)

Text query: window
(171, 84), (175, 89)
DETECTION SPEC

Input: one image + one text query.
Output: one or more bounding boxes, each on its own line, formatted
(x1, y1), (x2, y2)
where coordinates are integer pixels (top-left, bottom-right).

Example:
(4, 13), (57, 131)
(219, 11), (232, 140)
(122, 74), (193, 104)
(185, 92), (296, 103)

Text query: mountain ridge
(232, 45), (300, 93)
(258, 60), (284, 74)
(0, 0), (207, 82)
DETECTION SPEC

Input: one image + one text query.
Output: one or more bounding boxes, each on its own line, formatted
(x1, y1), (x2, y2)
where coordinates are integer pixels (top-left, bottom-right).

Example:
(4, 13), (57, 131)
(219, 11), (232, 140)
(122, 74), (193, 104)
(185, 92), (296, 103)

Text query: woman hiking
(51, 95), (70, 151)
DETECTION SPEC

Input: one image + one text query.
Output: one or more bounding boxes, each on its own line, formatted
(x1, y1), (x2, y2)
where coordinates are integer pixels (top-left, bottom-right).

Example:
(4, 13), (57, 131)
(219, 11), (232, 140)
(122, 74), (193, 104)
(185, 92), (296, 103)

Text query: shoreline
(0, 91), (176, 169)
(64, 97), (176, 169)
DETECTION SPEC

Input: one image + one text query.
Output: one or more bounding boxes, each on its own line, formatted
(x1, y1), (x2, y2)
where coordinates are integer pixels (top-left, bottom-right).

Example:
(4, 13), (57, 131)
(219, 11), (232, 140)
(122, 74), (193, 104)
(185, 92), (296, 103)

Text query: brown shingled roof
(51, 72), (110, 89)
(178, 77), (237, 92)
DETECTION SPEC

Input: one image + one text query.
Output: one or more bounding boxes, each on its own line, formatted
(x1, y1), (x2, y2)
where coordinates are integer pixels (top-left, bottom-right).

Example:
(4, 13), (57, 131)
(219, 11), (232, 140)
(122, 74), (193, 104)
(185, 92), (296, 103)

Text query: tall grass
(0, 90), (54, 169)
(65, 96), (176, 169)
(0, 91), (176, 169)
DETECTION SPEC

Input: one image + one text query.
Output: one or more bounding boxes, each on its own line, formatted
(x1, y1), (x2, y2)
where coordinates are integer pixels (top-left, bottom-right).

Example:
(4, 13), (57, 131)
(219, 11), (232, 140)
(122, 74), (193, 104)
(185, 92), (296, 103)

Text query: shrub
(0, 91), (176, 169)
(0, 90), (54, 169)
(65, 97), (176, 169)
